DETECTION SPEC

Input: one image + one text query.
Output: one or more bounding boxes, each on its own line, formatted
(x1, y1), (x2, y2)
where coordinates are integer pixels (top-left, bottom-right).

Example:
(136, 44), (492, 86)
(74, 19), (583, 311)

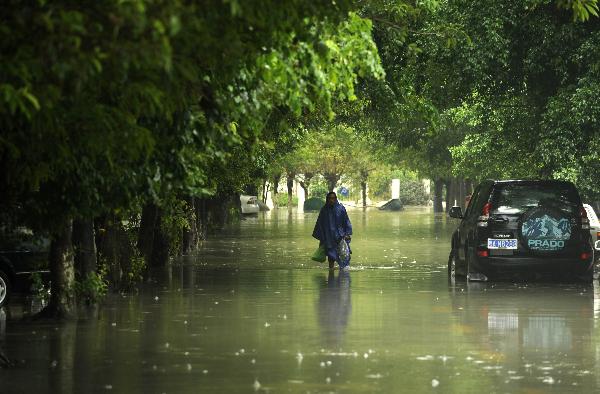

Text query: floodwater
(1, 207), (600, 393)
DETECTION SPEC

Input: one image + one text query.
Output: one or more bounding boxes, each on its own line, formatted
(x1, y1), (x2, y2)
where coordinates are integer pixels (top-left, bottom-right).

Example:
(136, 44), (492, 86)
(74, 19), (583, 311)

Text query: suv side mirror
(595, 240), (600, 251)
(449, 206), (463, 219)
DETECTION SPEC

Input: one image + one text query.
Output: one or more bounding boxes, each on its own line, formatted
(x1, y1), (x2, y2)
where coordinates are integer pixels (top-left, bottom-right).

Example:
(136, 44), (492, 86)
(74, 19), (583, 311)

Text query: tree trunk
(41, 219), (76, 319)
(445, 177), (468, 211)
(433, 179), (444, 213)
(272, 174), (281, 206)
(445, 178), (454, 212)
(299, 181), (309, 198)
(182, 196), (198, 254)
(323, 173), (339, 192)
(195, 197), (208, 241)
(96, 216), (122, 287)
(137, 203), (159, 263)
(300, 172), (314, 198)
(262, 180), (268, 202)
(361, 181), (367, 208)
(287, 173), (295, 209)
(73, 218), (97, 283)
(150, 208), (169, 268)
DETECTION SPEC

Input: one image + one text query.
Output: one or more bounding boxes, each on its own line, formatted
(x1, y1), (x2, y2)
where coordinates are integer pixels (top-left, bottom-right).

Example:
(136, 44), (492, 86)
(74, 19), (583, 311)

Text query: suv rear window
(491, 183), (580, 216)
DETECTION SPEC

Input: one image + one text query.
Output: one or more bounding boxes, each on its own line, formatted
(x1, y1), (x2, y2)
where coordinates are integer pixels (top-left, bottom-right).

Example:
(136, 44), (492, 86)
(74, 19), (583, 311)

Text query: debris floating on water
(416, 355), (434, 361)
(432, 379), (440, 388)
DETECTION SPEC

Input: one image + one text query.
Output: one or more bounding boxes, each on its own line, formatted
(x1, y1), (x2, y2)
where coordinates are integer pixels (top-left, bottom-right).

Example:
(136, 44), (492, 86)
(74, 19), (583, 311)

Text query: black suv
(0, 227), (49, 307)
(448, 180), (594, 282)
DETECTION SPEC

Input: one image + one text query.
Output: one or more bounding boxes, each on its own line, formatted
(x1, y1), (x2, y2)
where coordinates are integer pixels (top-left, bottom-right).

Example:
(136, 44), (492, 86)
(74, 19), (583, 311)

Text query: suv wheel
(465, 246), (488, 282)
(0, 270), (10, 307)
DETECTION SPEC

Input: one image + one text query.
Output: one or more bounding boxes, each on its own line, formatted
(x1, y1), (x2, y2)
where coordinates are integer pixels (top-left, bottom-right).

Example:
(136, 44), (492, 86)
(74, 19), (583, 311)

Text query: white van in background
(240, 195), (260, 214)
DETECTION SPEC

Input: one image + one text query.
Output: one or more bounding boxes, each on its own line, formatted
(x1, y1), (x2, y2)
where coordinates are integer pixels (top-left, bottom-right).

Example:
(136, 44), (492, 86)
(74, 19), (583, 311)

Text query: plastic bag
(311, 244), (327, 262)
(337, 239), (350, 264)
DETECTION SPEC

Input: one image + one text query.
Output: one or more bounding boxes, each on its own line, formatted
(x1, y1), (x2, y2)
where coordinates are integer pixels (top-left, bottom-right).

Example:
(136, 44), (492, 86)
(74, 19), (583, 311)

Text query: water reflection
(450, 282), (593, 357)
(2, 208), (600, 392)
(0, 308), (5, 340)
(317, 270), (351, 348)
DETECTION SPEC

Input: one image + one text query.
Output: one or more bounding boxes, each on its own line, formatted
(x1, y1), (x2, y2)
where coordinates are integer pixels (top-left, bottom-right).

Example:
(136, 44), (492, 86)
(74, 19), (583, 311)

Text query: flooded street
(1, 207), (599, 393)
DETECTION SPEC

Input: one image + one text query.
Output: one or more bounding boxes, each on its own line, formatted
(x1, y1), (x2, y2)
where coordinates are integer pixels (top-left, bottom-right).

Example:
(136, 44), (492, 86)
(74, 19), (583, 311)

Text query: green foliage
(0, 1), (384, 231)
(160, 198), (192, 256)
(436, 0), (600, 201)
(309, 183), (330, 199)
(74, 265), (108, 305)
(358, 0), (600, 197)
(127, 254), (146, 288)
(558, 0), (599, 20)
(398, 179), (429, 205)
(274, 194), (298, 207)
(30, 271), (50, 300)
(369, 168), (429, 204)
(304, 197), (325, 211)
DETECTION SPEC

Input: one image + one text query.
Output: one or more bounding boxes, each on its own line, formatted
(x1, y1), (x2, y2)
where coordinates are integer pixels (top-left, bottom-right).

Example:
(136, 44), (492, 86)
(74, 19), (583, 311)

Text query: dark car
(448, 180), (594, 282)
(0, 227), (50, 307)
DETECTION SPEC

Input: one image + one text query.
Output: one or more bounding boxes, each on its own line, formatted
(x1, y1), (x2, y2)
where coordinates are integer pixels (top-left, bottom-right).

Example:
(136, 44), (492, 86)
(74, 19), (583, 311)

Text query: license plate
(487, 238), (518, 249)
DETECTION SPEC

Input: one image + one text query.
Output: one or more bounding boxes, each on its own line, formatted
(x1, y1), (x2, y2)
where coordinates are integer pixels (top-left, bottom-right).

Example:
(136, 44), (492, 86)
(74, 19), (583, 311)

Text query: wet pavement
(1, 207), (599, 393)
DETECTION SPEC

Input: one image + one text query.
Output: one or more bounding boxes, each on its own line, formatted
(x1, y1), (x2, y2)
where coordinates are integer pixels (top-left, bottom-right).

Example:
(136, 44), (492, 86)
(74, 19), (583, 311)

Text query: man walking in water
(312, 192), (353, 270)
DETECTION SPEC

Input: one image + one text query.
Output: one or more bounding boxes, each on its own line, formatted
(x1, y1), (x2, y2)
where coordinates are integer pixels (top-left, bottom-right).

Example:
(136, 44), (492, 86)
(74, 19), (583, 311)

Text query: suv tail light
(580, 252), (592, 261)
(477, 202), (491, 227)
(581, 206), (590, 230)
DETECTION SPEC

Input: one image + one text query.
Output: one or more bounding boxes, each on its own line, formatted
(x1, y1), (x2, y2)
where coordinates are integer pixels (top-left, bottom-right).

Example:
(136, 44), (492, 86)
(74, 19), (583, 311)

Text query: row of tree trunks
(432, 177), (473, 214)
(41, 192), (233, 319)
(96, 215), (136, 288)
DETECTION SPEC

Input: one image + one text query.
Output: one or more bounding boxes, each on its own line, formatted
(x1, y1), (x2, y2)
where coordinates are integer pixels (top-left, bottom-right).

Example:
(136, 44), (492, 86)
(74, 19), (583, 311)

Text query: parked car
(0, 227), (50, 307)
(583, 204), (600, 252)
(448, 180), (594, 282)
(240, 195), (260, 214)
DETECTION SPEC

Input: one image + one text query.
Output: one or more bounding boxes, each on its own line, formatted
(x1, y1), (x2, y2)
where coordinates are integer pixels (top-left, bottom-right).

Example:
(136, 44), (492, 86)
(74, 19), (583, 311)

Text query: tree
(0, 1), (385, 318)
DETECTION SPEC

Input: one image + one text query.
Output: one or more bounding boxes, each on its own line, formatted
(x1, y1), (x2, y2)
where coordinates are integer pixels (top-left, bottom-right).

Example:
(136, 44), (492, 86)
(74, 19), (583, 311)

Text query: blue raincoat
(312, 202), (352, 267)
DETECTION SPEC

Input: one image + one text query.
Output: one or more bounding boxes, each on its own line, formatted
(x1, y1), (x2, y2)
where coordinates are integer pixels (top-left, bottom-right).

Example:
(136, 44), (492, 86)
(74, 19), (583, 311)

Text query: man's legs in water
(328, 257), (335, 270)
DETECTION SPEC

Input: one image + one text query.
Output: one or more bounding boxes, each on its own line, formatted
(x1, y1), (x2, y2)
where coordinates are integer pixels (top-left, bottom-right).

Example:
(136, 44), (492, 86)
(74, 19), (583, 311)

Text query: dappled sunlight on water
(1, 207), (600, 392)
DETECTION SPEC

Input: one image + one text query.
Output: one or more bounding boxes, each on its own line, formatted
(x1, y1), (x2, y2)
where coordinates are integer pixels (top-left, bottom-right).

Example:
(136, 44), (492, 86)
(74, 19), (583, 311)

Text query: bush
(274, 193), (298, 207)
(399, 179), (429, 205)
(74, 265), (109, 304)
(304, 197), (325, 211)
(309, 183), (329, 199)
